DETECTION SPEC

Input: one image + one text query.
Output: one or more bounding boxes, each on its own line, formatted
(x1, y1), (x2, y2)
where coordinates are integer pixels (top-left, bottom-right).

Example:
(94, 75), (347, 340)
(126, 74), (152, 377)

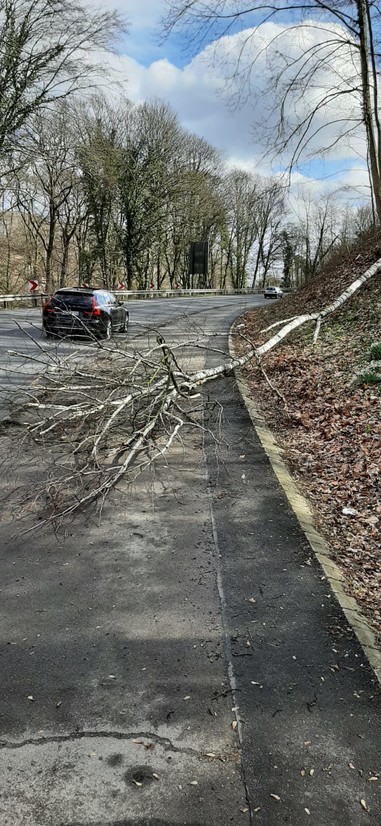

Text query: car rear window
(52, 292), (93, 309)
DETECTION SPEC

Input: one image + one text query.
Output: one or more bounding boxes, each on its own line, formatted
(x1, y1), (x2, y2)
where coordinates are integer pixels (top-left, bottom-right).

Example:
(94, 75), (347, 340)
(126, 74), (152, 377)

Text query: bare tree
(172, 133), (224, 287)
(118, 101), (187, 290)
(162, 1), (381, 222)
(292, 193), (341, 282)
(251, 179), (285, 288)
(12, 104), (85, 292)
(219, 169), (259, 289)
(0, 0), (125, 160)
(76, 98), (125, 289)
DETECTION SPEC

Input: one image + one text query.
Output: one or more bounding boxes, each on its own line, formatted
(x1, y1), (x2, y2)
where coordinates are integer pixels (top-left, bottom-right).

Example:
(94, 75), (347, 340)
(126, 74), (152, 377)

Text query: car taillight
(83, 296), (101, 317)
(91, 296), (101, 316)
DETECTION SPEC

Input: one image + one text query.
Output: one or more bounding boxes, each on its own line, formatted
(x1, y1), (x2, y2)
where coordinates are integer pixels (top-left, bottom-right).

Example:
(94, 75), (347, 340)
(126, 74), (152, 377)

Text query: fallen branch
(5, 256), (380, 530)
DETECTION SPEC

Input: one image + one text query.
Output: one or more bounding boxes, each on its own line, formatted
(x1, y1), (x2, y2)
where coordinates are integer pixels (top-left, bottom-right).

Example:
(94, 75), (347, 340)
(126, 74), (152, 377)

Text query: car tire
(103, 319), (112, 340)
(120, 312), (128, 333)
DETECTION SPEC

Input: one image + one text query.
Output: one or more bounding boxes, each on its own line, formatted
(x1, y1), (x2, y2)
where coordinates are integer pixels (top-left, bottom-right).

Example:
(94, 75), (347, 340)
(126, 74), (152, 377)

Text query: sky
(94, 0), (371, 209)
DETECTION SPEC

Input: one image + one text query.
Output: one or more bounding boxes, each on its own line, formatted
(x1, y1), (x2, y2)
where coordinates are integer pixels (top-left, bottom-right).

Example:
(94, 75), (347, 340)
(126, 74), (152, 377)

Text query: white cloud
(88, 5), (372, 204)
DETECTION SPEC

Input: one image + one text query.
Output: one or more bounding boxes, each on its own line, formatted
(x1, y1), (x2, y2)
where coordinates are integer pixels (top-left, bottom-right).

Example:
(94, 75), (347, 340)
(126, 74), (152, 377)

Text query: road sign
(27, 279), (38, 292)
(189, 241), (208, 277)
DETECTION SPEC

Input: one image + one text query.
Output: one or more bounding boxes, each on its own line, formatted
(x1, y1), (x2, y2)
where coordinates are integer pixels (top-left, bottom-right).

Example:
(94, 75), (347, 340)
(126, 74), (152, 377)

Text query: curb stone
(229, 326), (381, 688)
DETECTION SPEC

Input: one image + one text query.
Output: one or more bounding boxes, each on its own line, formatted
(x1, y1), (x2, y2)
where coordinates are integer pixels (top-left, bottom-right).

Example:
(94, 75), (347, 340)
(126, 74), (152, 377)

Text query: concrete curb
(229, 327), (381, 688)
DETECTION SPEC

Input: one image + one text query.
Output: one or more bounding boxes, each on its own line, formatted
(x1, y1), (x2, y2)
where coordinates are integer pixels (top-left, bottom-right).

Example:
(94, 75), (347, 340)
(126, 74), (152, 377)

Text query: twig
(256, 356), (289, 411)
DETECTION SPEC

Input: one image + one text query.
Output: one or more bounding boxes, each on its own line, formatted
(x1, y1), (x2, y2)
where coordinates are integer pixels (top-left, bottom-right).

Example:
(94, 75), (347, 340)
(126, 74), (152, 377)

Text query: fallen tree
(5, 256), (381, 531)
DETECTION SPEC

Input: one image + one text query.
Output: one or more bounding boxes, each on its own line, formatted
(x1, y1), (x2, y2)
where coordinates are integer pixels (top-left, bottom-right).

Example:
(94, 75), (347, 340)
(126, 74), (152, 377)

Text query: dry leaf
(205, 752), (216, 758)
(232, 720), (238, 730)
(189, 780), (198, 786)
(253, 807), (261, 813)
(239, 807), (249, 814)
(248, 598), (256, 603)
(368, 776), (378, 782)
(305, 808), (311, 815)
(27, 695), (34, 701)
(152, 773), (159, 780)
(183, 695), (191, 701)
(132, 780), (143, 787)
(360, 799), (369, 811)
(270, 794), (281, 801)
(309, 769), (315, 776)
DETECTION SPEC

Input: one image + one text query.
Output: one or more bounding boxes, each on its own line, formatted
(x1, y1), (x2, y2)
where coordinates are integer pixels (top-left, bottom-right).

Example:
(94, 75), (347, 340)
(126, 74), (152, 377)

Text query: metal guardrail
(0, 287), (268, 308)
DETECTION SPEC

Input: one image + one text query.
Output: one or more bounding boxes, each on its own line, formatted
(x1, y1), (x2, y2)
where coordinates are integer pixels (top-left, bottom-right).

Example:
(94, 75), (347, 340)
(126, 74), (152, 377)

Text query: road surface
(0, 296), (380, 826)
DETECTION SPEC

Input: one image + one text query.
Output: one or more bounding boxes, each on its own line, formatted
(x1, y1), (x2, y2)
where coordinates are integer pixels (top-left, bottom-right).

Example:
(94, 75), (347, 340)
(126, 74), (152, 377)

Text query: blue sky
(98, 0), (370, 206)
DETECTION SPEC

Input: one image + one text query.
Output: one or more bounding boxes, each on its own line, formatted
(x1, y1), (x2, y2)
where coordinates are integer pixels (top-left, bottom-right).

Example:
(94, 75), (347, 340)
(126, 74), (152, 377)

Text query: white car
(263, 286), (283, 299)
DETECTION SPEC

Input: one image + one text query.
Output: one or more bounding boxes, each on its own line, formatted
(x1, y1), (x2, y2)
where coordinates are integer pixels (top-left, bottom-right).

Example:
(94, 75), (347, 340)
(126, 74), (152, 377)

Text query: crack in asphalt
(0, 730), (240, 767)
(0, 730), (204, 756)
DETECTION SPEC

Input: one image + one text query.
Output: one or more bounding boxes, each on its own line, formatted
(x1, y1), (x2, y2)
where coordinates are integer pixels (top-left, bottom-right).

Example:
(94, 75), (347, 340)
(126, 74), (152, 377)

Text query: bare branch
(5, 255), (380, 531)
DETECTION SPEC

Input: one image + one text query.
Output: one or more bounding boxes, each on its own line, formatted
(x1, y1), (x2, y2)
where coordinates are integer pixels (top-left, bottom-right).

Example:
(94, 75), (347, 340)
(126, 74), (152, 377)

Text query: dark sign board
(189, 241), (209, 276)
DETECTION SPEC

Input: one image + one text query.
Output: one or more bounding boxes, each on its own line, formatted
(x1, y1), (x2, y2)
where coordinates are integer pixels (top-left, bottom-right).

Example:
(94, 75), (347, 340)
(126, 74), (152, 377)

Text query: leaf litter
(237, 231), (381, 644)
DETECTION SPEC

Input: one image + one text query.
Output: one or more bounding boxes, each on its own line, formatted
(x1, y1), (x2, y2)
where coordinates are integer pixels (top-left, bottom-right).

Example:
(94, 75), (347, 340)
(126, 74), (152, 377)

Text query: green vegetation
(369, 341), (381, 361)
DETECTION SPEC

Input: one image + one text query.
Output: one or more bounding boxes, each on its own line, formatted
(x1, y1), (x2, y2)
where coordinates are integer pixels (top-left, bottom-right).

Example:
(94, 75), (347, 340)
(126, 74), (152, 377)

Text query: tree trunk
(357, 0), (381, 223)
(45, 201), (57, 293)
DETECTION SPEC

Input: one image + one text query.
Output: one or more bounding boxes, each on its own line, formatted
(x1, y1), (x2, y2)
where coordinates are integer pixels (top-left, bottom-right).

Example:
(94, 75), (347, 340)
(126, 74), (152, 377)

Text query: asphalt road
(0, 296), (261, 414)
(0, 296), (380, 826)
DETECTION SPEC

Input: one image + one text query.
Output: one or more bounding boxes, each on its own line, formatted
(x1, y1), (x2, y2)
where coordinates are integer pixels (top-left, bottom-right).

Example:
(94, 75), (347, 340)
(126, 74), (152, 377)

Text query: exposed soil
(236, 228), (381, 643)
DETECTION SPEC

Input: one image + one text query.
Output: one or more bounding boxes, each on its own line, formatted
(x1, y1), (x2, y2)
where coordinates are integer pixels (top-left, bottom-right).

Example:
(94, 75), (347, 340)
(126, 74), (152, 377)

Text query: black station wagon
(42, 288), (129, 339)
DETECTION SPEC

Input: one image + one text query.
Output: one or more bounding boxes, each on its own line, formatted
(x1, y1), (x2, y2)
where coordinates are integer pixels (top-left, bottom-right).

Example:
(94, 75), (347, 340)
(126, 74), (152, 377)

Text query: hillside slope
(238, 229), (381, 643)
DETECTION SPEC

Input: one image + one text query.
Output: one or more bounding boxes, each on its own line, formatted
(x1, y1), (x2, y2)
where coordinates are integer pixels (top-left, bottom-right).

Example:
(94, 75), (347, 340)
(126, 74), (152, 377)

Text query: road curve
(0, 295), (264, 415)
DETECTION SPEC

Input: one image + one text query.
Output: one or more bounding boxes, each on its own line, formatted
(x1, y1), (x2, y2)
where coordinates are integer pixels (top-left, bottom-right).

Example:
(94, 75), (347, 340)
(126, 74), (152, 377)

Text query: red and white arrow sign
(27, 279), (38, 293)
(117, 281), (125, 290)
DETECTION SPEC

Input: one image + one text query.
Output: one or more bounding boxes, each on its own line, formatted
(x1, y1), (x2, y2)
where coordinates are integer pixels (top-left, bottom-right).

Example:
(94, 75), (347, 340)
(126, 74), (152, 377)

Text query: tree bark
(356, 0), (381, 224)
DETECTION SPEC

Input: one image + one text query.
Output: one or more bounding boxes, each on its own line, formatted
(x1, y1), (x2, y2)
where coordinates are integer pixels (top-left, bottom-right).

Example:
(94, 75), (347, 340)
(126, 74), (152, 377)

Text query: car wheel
(120, 312), (128, 333)
(103, 319), (112, 340)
